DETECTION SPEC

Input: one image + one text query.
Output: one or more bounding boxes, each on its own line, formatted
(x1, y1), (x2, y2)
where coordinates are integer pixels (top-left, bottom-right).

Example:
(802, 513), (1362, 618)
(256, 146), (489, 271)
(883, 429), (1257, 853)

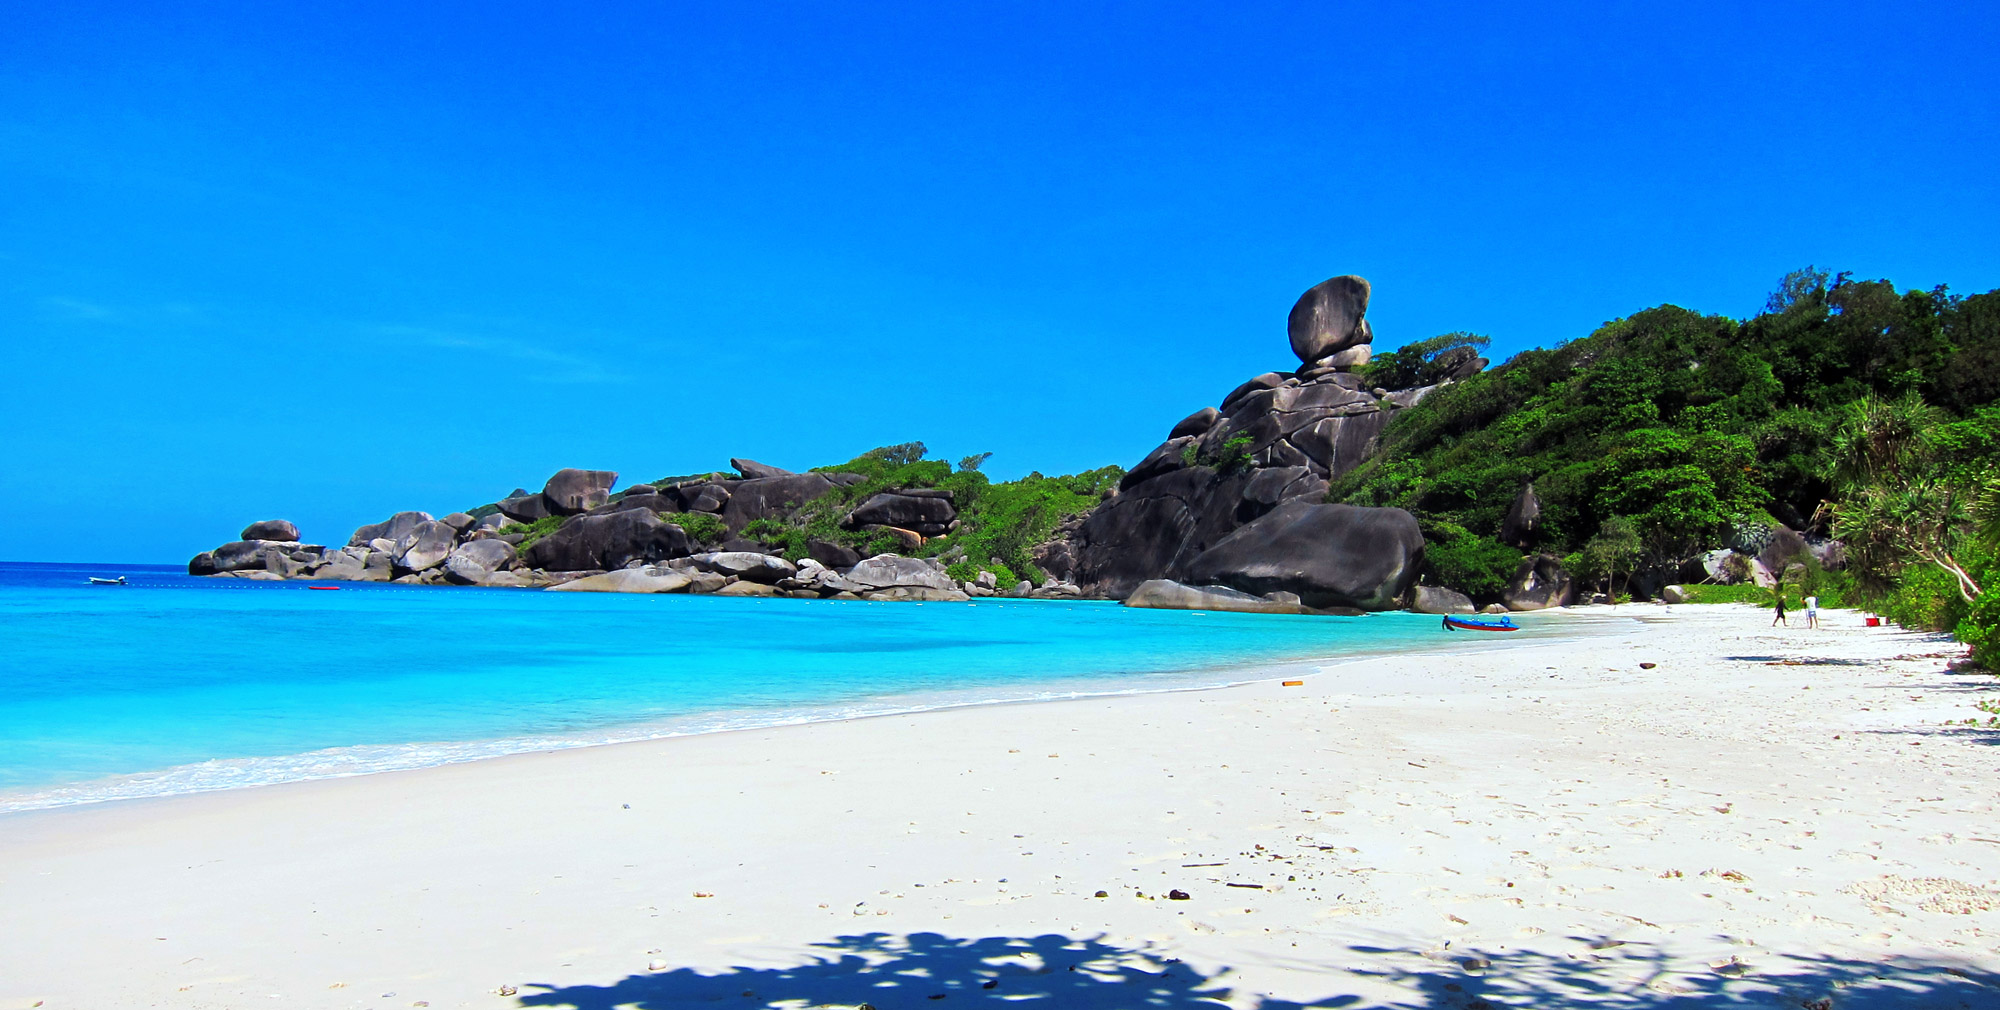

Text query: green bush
(1677, 583), (1777, 606)
(666, 511), (728, 547)
(1958, 588), (2000, 668)
(499, 514), (568, 553)
(1419, 522), (1521, 601)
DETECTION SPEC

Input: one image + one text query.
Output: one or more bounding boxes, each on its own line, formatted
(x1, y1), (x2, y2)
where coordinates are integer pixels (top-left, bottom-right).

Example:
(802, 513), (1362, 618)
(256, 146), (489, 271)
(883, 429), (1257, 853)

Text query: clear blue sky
(4, 2), (1995, 563)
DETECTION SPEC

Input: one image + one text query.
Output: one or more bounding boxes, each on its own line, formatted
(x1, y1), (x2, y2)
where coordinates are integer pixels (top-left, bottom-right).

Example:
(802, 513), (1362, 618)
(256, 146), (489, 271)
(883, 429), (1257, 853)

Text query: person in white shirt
(1804, 595), (1819, 629)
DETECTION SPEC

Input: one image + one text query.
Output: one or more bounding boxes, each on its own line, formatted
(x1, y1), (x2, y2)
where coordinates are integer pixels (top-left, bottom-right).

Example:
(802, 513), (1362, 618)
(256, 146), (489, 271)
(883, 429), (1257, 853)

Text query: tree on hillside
(1363, 332), (1491, 390)
(1829, 393), (1985, 600)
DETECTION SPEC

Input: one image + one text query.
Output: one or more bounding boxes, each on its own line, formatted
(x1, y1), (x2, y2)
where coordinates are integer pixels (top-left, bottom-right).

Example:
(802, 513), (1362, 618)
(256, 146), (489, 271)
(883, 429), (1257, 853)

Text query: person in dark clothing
(1772, 591), (1788, 626)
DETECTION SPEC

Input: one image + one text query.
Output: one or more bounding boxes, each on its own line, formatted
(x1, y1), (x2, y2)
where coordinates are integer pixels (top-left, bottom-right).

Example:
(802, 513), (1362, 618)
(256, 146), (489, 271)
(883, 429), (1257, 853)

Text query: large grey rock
(843, 491), (957, 537)
(1503, 554), (1575, 611)
(349, 511), (433, 548)
(843, 555), (959, 592)
(187, 551), (217, 575)
(862, 586), (971, 602)
(241, 519), (300, 542)
(1169, 407), (1220, 440)
(440, 512), (477, 532)
(1660, 584), (1691, 605)
(306, 553), (365, 581)
(1409, 585), (1475, 614)
(394, 520), (458, 572)
(808, 540), (862, 571)
(715, 580), (784, 597)
(498, 493), (554, 523)
(1181, 501), (1424, 611)
(586, 493), (677, 517)
(545, 568), (693, 594)
(522, 510), (694, 572)
(730, 458), (794, 479)
(683, 483), (732, 513)
(718, 473), (838, 530)
(1220, 372), (1290, 413)
(1123, 579), (1301, 614)
(208, 539), (293, 574)
(1499, 483), (1540, 548)
(689, 552), (797, 584)
(1119, 437), (1197, 490)
(1074, 466), (1257, 599)
(542, 468), (618, 515)
(1287, 275), (1372, 364)
(1757, 527), (1811, 580)
(444, 539), (517, 584)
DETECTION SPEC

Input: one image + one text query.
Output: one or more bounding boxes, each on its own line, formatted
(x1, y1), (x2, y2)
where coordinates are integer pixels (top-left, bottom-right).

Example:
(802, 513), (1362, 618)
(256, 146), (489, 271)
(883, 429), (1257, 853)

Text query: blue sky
(4, 1), (1996, 562)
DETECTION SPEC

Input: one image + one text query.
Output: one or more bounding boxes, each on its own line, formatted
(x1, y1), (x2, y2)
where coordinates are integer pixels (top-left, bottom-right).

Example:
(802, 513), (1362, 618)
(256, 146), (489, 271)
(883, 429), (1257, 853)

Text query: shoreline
(0, 608), (1636, 816)
(3, 605), (1996, 1009)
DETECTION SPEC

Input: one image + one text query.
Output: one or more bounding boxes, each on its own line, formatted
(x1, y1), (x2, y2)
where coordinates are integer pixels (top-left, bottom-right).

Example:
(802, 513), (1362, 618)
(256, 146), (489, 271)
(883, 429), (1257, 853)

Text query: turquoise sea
(0, 561), (1616, 813)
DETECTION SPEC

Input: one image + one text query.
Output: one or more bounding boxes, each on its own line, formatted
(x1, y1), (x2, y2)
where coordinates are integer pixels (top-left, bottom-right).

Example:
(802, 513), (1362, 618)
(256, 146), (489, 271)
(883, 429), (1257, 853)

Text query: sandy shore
(3, 605), (1997, 1009)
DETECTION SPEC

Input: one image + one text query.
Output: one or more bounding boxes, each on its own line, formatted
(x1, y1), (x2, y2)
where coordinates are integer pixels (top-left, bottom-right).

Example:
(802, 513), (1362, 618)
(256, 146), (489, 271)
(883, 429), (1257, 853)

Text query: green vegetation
(497, 514), (566, 553)
(1362, 332), (1490, 390)
(1337, 267), (2000, 663)
(1417, 520), (1519, 601)
(658, 442), (1122, 584)
(670, 511), (728, 547)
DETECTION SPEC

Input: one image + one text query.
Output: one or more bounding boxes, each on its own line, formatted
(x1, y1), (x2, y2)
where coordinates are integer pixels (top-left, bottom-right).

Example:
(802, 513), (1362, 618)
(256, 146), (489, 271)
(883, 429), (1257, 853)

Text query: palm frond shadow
(516, 930), (2000, 1009)
(518, 930), (1352, 1009)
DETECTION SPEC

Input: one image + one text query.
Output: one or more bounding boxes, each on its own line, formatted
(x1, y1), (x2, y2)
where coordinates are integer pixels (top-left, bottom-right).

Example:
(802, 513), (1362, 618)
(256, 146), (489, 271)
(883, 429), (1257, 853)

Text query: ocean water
(0, 561), (1618, 812)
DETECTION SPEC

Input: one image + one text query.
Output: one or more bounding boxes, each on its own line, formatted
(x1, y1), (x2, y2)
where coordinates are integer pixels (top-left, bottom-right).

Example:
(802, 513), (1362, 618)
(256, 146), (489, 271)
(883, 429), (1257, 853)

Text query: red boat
(1442, 614), (1518, 632)
(308, 586), (341, 591)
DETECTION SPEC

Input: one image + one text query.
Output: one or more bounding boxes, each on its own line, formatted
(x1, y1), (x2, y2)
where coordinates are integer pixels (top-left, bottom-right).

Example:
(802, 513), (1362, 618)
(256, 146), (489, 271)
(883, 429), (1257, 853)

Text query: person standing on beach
(1804, 595), (1819, 629)
(1772, 590), (1789, 626)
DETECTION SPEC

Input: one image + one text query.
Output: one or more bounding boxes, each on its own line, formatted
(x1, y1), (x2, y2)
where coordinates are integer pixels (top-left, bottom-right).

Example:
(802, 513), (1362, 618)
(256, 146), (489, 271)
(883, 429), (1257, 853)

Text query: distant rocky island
(196, 268), (1992, 622)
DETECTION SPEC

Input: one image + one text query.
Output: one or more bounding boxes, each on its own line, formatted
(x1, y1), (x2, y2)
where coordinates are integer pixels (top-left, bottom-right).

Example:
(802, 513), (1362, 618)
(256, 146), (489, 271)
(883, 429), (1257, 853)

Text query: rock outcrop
(1123, 579), (1303, 614)
(1068, 274), (1479, 607)
(844, 490), (957, 538)
(1503, 554), (1575, 611)
(546, 568), (693, 594)
(349, 511), (433, 548)
(444, 539), (517, 584)
(1410, 585), (1476, 614)
(182, 273), (1489, 614)
(1180, 501), (1424, 611)
(521, 509), (694, 572)
(240, 519), (299, 542)
(1499, 483), (1539, 549)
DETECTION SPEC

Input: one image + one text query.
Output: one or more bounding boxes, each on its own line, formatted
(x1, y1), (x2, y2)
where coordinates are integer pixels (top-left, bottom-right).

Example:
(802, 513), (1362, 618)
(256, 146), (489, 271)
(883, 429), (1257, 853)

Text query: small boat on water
(307, 585), (341, 591)
(1442, 614), (1518, 632)
(88, 576), (127, 585)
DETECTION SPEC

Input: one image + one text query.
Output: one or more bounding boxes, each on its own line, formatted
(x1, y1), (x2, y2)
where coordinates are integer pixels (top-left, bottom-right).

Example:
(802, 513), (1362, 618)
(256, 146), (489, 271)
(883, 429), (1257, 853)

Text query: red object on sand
(1865, 616), (1880, 627)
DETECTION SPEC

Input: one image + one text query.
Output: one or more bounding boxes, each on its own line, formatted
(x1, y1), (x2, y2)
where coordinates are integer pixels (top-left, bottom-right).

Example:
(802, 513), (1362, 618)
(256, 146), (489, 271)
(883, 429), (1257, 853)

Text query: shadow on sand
(517, 930), (2000, 1009)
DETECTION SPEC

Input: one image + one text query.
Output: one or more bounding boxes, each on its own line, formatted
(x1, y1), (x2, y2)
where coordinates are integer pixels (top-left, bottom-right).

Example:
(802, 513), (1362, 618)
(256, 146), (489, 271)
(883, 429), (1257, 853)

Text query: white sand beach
(3, 605), (1997, 1009)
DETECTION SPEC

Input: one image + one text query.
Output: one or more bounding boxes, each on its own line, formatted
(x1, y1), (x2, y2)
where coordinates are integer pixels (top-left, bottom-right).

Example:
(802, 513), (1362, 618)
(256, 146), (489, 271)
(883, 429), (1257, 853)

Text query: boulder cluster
(187, 272), (1503, 615)
(187, 459), (1087, 602)
(1064, 274), (1478, 611)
